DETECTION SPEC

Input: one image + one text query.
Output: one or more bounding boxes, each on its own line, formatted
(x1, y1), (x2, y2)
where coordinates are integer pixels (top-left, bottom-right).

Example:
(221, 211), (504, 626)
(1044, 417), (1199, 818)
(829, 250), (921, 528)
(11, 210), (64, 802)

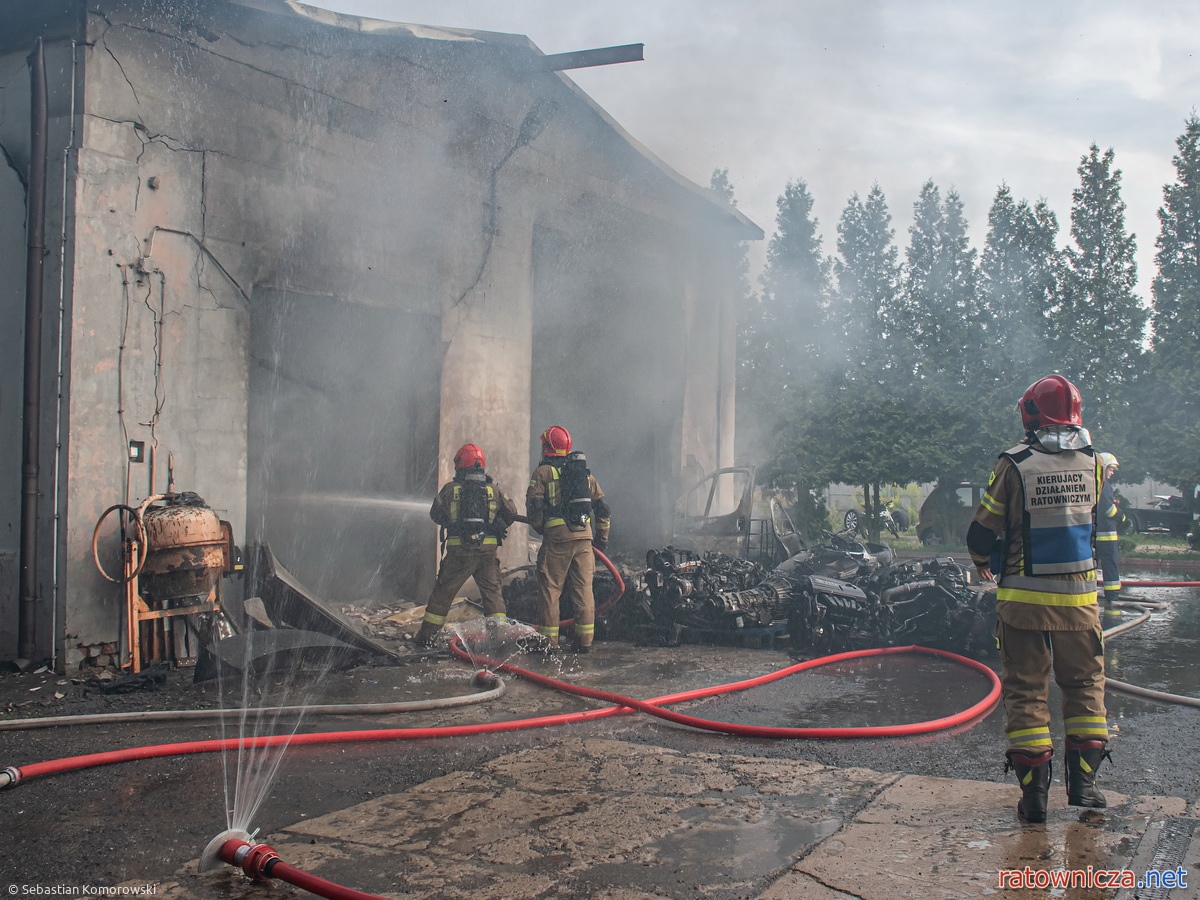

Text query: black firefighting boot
(568, 633), (592, 654)
(413, 622), (441, 648)
(1065, 738), (1111, 808)
(1005, 748), (1053, 823)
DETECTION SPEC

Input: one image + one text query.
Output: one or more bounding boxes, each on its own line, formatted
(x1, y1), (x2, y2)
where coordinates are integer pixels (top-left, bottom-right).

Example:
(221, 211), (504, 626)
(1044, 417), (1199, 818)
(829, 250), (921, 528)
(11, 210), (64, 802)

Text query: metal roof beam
(544, 43), (644, 71)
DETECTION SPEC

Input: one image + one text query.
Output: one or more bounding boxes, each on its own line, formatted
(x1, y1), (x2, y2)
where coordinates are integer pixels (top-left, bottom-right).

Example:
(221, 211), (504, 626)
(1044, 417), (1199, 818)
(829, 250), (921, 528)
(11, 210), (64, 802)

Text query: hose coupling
(220, 838), (280, 881)
(0, 766), (20, 789)
(241, 842), (282, 880)
(472, 669), (500, 689)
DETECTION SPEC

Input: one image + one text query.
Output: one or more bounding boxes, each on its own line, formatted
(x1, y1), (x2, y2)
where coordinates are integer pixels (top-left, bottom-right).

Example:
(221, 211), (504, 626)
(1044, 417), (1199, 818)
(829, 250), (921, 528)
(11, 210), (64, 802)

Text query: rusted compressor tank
(139, 492), (236, 604)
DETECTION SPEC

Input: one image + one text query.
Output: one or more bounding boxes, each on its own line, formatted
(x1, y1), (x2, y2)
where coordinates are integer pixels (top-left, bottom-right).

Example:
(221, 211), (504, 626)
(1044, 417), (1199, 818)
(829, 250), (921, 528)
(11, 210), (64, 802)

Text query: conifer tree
(1060, 145), (1147, 431)
(805, 185), (956, 538)
(901, 181), (980, 385)
(1145, 118), (1200, 493)
(742, 179), (836, 531)
(757, 179), (835, 394)
(831, 185), (901, 367)
(978, 186), (1064, 449)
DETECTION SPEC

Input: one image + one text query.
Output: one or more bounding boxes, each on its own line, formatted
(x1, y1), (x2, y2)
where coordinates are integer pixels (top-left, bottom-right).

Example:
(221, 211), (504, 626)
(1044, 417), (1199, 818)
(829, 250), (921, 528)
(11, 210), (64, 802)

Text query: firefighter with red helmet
(967, 375), (1110, 823)
(526, 425), (611, 652)
(413, 443), (518, 647)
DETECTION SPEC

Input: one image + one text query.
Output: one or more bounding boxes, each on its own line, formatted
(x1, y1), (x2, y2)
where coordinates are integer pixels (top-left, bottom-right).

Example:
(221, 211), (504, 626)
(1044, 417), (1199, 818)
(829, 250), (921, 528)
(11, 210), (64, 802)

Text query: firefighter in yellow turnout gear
(968, 375), (1110, 824)
(414, 443), (518, 647)
(1095, 452), (1125, 603)
(526, 426), (611, 653)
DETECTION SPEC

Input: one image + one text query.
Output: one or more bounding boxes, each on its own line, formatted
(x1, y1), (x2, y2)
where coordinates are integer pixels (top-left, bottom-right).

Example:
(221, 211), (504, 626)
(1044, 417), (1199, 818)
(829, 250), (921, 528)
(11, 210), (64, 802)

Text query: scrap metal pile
(622, 531), (996, 658)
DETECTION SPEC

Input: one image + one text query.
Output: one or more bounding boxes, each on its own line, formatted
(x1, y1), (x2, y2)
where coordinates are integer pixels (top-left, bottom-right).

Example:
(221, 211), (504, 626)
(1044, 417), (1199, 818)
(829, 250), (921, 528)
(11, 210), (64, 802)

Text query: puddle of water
(580, 811), (841, 897)
(1103, 572), (1200, 707)
(683, 656), (996, 729)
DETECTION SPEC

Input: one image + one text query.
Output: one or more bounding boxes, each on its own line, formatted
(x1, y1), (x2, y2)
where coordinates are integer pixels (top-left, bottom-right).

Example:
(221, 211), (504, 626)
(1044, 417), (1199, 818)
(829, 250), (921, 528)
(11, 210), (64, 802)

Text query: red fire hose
(2, 645), (999, 900)
(1, 645), (998, 788)
(219, 838), (386, 900)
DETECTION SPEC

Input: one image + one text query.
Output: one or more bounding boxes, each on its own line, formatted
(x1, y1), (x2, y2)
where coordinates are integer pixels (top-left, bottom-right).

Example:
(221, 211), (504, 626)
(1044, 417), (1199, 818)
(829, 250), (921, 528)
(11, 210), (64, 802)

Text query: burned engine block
(630, 534), (996, 658)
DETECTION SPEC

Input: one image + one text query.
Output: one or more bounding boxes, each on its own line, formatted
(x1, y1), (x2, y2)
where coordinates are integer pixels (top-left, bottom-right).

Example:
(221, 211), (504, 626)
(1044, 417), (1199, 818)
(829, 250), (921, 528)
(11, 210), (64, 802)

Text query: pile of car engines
(622, 531), (997, 659)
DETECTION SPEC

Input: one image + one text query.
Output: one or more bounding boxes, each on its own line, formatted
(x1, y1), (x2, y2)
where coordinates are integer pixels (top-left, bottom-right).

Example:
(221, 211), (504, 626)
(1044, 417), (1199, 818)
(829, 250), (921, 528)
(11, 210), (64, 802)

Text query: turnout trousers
(1095, 539), (1122, 602)
(997, 618), (1108, 752)
(535, 537), (595, 648)
(423, 547), (506, 627)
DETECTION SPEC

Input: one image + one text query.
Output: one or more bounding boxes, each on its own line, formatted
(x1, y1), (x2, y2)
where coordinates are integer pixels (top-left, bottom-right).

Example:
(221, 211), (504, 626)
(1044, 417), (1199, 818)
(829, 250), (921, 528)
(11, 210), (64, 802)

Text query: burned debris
(611, 531), (996, 659)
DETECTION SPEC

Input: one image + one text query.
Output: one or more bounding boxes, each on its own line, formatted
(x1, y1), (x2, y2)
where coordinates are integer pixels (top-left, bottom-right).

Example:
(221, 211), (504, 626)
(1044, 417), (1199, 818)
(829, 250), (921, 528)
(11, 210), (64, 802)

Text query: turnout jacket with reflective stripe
(1095, 478), (1121, 540)
(526, 463), (610, 544)
(971, 443), (1102, 630)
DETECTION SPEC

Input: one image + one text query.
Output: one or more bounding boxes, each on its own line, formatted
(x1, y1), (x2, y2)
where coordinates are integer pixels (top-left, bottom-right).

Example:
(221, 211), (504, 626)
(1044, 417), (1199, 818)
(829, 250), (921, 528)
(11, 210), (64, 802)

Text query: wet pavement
(0, 571), (1197, 898)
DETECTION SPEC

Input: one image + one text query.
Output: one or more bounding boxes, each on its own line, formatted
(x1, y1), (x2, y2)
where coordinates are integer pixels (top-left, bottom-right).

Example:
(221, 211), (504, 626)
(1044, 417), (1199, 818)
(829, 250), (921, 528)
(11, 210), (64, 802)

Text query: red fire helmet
(453, 443), (486, 470)
(540, 425), (572, 457)
(1019, 375), (1083, 432)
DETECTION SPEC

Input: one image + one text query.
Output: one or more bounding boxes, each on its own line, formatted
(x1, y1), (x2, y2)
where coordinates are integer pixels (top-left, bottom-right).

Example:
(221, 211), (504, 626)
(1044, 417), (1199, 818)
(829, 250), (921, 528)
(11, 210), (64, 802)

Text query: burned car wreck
(615, 531), (997, 659)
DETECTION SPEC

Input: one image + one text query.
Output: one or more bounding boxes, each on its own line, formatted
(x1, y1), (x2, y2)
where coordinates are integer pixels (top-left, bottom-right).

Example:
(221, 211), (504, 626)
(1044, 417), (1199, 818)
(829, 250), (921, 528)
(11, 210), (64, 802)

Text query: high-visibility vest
(996, 444), (1099, 607)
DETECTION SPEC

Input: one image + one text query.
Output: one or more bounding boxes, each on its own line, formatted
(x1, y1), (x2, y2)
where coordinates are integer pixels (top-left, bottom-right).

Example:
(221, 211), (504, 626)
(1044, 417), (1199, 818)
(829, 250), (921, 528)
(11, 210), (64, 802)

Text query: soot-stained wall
(0, 0), (759, 668)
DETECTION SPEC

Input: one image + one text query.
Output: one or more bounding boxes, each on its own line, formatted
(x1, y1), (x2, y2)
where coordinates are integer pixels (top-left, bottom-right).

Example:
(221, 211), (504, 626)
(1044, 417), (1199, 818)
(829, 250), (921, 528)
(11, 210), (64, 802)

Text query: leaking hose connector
(220, 839), (281, 881)
(472, 669), (500, 689)
(213, 836), (388, 899)
(0, 766), (20, 789)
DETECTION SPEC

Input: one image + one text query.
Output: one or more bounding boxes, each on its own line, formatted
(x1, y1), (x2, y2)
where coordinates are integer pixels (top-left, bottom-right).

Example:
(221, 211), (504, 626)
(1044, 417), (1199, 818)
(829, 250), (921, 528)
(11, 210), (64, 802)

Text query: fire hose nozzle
(0, 766), (20, 789)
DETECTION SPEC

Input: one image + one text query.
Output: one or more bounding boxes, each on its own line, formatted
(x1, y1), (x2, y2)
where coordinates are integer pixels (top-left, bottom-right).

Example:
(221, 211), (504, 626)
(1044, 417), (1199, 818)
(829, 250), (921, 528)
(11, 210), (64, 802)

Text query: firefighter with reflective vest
(414, 443), (518, 647)
(967, 375), (1110, 823)
(526, 425), (611, 652)
(1095, 452), (1125, 604)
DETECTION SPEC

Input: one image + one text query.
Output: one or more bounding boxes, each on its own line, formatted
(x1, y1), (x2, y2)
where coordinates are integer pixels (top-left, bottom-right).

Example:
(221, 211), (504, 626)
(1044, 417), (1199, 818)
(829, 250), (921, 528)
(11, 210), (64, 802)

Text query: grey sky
(321, 1), (1200, 300)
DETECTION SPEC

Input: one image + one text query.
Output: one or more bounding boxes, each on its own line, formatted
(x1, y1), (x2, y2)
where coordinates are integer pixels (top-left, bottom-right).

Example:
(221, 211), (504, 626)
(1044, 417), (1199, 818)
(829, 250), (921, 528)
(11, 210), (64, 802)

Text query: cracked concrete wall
(1, 0), (755, 666)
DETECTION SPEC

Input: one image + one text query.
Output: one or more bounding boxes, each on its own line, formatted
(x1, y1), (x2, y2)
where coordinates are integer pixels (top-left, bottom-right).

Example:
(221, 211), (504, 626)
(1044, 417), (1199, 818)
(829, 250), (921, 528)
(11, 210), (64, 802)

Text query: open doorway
(246, 288), (441, 605)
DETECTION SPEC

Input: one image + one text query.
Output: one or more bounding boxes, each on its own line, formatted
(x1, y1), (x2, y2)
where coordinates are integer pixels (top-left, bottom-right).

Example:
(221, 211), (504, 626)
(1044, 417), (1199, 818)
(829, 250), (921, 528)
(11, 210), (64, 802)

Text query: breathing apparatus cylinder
(457, 470), (489, 546)
(560, 451), (593, 531)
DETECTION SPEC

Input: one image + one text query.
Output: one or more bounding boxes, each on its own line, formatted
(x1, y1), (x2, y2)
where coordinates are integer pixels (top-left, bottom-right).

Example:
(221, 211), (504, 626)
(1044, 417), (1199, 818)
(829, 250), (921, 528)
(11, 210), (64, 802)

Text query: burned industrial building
(0, 0), (761, 670)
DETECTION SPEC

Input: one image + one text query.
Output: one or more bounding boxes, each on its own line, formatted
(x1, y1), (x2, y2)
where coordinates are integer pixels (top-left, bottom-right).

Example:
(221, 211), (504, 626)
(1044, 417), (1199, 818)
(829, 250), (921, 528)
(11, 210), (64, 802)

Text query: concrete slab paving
(137, 737), (1193, 900)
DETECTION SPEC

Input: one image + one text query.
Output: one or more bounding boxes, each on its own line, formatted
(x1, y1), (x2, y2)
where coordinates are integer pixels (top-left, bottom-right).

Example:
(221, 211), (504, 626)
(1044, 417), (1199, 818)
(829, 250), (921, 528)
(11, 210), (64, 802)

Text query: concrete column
(438, 208), (535, 575)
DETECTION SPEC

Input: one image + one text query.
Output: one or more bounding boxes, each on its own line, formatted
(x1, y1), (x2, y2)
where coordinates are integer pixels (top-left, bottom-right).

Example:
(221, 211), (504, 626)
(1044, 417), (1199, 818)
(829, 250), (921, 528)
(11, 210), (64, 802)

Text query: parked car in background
(843, 499), (910, 538)
(1126, 495), (1196, 537)
(917, 482), (985, 546)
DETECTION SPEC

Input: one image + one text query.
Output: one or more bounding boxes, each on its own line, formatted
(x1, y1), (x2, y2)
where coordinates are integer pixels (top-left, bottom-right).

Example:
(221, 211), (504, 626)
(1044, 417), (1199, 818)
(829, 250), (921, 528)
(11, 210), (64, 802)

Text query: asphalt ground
(0, 614), (1195, 897)
(0, 569), (1196, 897)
